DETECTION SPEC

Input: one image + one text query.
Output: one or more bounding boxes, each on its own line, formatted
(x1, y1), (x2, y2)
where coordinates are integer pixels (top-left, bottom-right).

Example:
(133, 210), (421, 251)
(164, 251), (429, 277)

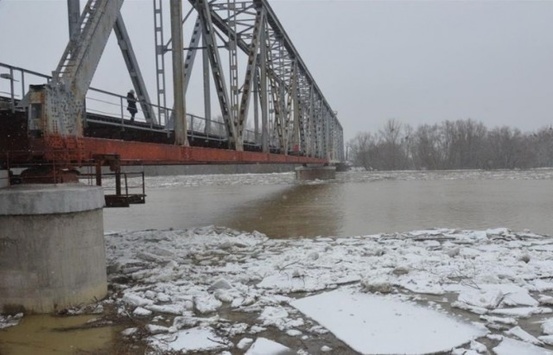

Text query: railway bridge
(0, 0), (343, 175)
(0, 0), (343, 313)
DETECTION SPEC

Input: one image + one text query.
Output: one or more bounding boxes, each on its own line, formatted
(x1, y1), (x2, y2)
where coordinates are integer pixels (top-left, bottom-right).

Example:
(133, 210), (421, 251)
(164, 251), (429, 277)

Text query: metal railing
(80, 170), (146, 207)
(0, 62), (260, 147)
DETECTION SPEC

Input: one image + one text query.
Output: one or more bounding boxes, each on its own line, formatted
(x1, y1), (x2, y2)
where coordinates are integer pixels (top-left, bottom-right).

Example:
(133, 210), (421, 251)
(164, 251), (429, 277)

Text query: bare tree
(441, 119), (487, 169)
(532, 126), (553, 167)
(349, 119), (553, 171)
(412, 124), (444, 170)
(376, 119), (408, 170)
(483, 127), (527, 169)
(349, 132), (375, 170)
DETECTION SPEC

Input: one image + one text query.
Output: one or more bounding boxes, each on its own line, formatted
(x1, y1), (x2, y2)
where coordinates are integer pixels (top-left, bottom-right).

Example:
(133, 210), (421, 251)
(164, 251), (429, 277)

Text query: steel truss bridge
(0, 0), (344, 174)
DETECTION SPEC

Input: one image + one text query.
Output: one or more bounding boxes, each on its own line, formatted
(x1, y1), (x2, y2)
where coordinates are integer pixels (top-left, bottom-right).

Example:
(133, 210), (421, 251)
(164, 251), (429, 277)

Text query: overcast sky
(0, 0), (552, 141)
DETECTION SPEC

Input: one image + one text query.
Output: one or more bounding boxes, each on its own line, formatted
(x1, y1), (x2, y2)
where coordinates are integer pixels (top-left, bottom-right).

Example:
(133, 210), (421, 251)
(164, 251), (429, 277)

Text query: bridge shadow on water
(219, 182), (345, 239)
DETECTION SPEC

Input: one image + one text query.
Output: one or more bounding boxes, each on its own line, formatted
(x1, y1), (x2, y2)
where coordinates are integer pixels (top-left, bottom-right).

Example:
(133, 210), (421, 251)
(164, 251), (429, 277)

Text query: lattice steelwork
(20, 0), (343, 161)
(33, 0), (159, 136)
(46, 0), (125, 136)
(181, 0), (343, 159)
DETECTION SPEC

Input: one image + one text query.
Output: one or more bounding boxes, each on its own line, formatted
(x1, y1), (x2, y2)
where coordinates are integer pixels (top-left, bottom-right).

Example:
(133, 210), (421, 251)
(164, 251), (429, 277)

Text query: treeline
(348, 119), (553, 170)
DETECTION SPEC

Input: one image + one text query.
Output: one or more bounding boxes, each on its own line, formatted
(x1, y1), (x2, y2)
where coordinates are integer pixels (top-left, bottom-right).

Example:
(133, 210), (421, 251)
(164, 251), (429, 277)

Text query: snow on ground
(97, 226), (553, 354)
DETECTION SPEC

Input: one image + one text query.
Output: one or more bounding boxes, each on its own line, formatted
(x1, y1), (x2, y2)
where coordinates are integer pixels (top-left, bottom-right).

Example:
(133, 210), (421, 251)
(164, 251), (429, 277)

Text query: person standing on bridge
(127, 89), (137, 122)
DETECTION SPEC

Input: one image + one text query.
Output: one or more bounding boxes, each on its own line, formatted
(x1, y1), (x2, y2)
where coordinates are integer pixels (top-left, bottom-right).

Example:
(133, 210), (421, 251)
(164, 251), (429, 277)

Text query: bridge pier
(0, 170), (8, 188)
(295, 165), (336, 181)
(0, 183), (107, 313)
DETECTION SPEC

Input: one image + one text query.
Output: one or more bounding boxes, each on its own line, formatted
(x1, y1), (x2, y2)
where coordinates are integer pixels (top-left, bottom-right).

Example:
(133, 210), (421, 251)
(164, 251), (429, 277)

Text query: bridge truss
(187, 0), (343, 159)
(0, 0), (344, 171)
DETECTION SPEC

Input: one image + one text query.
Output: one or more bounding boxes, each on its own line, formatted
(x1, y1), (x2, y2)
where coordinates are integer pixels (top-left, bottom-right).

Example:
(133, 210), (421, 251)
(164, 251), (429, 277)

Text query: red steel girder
(79, 137), (326, 166)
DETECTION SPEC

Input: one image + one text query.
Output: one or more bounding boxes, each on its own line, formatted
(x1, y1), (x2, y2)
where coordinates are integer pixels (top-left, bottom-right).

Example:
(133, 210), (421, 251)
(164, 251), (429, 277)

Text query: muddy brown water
(2, 170), (553, 354)
(0, 315), (120, 355)
(104, 172), (553, 237)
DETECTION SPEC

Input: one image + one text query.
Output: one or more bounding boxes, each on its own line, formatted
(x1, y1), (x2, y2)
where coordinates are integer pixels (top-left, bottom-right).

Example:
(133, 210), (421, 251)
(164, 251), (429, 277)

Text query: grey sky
(0, 0), (552, 142)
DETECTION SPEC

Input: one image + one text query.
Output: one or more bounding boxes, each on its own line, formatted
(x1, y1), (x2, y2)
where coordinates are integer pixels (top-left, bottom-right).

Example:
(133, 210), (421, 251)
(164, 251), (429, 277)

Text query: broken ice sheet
(291, 288), (487, 354)
(244, 337), (292, 355)
(149, 326), (230, 352)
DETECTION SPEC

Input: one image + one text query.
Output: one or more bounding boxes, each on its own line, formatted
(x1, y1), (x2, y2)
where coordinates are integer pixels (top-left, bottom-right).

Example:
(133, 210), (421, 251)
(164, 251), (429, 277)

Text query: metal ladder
(54, 0), (100, 82)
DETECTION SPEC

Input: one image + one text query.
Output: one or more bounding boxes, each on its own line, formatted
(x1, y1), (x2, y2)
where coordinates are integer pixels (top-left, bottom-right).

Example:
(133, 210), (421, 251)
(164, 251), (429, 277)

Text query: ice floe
(4, 224), (553, 354)
(98, 226), (553, 353)
(290, 288), (487, 354)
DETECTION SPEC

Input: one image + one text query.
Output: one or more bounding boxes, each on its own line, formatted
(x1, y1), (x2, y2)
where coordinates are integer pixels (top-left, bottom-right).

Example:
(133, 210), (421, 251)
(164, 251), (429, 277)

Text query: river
(2, 168), (553, 355)
(104, 169), (553, 237)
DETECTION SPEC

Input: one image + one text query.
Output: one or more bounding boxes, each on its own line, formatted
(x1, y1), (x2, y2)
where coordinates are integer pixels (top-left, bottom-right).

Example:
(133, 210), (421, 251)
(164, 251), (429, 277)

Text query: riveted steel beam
(44, 0), (124, 137)
(195, 0), (235, 146)
(67, 0), (81, 42)
(235, 5), (265, 151)
(170, 0), (188, 146)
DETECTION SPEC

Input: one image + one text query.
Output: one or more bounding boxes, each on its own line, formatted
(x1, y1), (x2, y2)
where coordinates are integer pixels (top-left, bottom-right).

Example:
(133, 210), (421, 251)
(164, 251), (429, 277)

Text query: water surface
(0, 315), (118, 355)
(104, 169), (553, 237)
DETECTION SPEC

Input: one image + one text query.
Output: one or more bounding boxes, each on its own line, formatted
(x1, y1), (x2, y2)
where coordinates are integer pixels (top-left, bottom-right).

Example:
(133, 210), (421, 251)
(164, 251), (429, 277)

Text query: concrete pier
(0, 184), (107, 313)
(295, 165), (336, 181)
(0, 170), (8, 188)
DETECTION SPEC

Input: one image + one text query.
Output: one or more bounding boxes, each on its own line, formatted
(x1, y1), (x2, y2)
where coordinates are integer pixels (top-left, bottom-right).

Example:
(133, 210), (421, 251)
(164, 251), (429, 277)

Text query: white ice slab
(291, 289), (487, 354)
(244, 337), (292, 355)
(493, 337), (552, 355)
(150, 327), (229, 352)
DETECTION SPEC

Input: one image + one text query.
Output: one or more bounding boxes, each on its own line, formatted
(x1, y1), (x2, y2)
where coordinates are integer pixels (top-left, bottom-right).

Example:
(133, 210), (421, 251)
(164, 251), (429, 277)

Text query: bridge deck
(0, 103), (326, 168)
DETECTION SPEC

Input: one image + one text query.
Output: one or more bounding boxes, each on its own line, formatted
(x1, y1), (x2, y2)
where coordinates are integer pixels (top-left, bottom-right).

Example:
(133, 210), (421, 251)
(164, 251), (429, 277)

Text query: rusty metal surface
(1, 117), (327, 168)
(79, 137), (327, 165)
(3, 136), (327, 167)
(19, 166), (79, 184)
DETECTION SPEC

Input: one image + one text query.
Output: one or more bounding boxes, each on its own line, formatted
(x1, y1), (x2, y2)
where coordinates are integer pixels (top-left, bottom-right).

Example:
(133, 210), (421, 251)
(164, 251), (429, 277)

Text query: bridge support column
(295, 165), (336, 181)
(0, 170), (8, 189)
(0, 184), (107, 313)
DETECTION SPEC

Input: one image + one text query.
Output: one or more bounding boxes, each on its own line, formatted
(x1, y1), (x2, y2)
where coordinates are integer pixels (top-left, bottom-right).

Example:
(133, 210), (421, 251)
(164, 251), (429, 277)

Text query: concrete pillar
(0, 170), (8, 188)
(0, 184), (106, 313)
(295, 165), (336, 181)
